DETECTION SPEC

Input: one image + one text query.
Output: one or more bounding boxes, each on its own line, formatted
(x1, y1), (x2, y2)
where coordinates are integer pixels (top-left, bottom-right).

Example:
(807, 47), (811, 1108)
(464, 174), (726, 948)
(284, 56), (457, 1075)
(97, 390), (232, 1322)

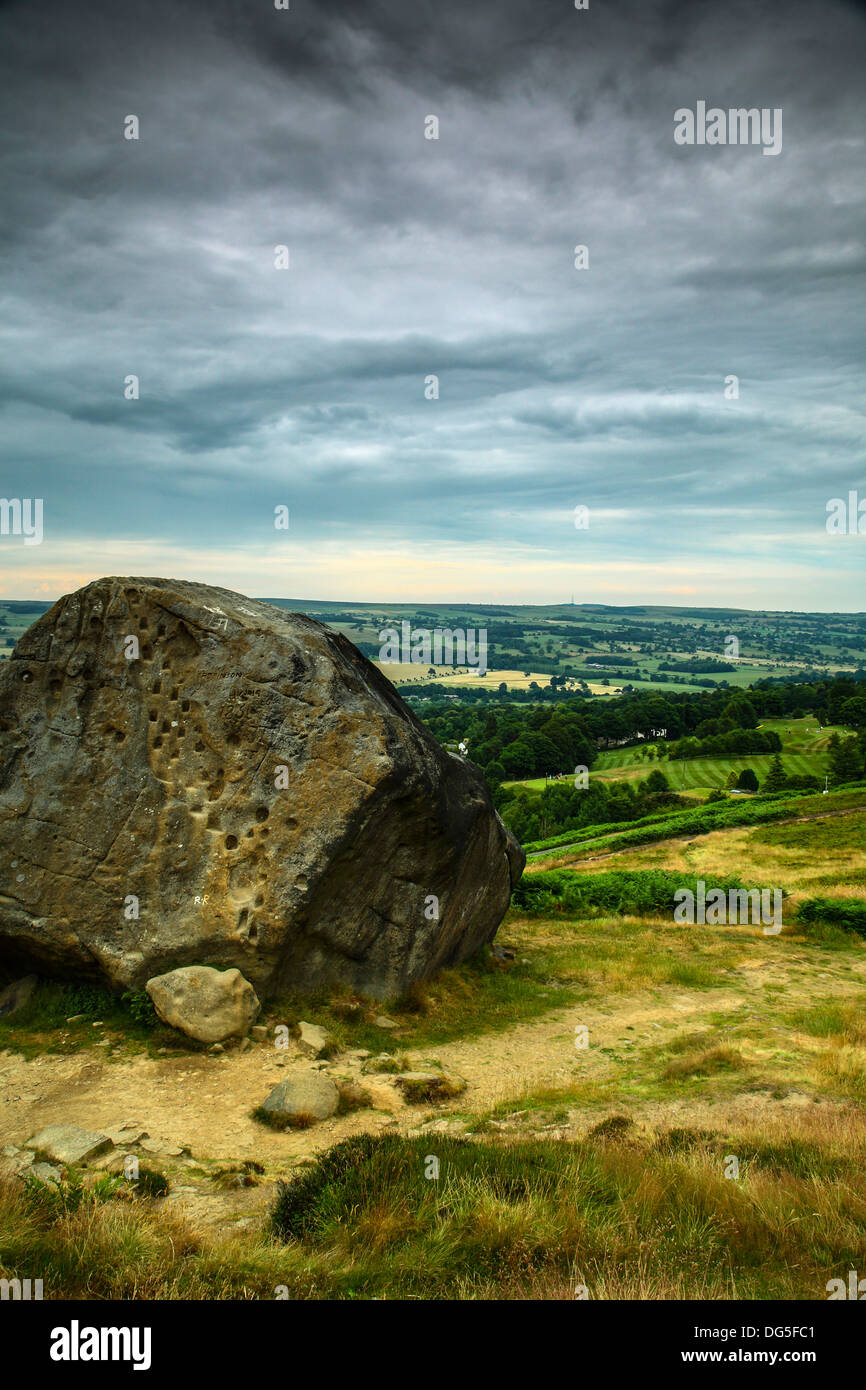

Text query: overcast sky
(0, 0), (864, 609)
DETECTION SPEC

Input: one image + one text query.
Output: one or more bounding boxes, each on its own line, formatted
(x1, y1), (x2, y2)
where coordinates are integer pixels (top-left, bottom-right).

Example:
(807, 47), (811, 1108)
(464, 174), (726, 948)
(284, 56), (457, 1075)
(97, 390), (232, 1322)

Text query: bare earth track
(2, 921), (864, 1230)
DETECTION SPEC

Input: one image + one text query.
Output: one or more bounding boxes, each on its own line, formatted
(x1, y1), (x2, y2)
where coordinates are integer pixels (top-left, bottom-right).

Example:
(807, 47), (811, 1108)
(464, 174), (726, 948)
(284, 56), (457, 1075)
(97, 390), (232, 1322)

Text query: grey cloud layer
(0, 0), (864, 598)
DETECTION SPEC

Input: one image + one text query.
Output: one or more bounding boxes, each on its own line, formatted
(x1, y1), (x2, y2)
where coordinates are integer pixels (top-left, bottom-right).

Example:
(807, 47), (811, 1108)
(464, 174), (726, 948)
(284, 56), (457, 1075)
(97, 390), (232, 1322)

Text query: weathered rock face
(0, 577), (524, 997)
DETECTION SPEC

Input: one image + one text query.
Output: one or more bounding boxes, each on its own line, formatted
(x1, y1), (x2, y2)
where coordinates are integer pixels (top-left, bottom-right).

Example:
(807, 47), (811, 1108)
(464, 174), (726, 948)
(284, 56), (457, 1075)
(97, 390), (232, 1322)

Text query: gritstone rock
(145, 964), (260, 1042)
(259, 1072), (339, 1123)
(24, 1125), (112, 1165)
(0, 576), (524, 996)
(295, 1020), (333, 1057)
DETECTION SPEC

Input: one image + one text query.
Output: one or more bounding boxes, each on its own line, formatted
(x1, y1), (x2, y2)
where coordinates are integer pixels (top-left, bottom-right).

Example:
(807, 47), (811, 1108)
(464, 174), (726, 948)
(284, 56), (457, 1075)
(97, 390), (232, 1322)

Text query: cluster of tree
(713, 767), (766, 794)
(825, 731), (866, 784)
(405, 673), (866, 724)
(753, 674), (866, 726)
(414, 673), (866, 789)
(402, 680), (591, 705)
(665, 727), (782, 762)
(657, 658), (737, 673)
(429, 705), (596, 782)
(754, 755), (819, 795)
(495, 769), (681, 844)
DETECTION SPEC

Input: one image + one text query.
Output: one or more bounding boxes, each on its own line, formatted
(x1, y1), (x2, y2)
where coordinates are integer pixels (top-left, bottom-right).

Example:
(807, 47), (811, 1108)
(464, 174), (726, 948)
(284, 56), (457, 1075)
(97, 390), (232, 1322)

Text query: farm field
(4, 599), (865, 697)
(376, 665), (620, 693)
(603, 752), (825, 795)
(505, 718), (850, 798)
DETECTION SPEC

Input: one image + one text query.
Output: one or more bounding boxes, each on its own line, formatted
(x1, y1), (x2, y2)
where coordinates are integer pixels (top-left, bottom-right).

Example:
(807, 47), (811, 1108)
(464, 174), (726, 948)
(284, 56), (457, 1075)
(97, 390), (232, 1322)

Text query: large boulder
(146, 965), (260, 1043)
(0, 577), (524, 997)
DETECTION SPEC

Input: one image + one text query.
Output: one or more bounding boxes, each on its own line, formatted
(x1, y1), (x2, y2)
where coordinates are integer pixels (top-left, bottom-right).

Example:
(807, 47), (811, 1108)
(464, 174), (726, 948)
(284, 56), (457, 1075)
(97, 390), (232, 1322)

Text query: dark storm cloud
(0, 0), (864, 604)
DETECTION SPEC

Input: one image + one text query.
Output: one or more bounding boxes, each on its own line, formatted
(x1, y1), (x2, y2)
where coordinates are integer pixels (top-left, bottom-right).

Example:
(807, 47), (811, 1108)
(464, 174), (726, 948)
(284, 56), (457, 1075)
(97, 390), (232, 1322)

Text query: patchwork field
(5, 601), (865, 698)
(506, 718), (848, 797)
(376, 665), (620, 693)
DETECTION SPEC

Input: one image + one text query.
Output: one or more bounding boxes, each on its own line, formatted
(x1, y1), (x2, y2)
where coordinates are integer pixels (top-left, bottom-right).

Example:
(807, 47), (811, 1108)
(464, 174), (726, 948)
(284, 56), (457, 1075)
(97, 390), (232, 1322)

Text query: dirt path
(2, 946), (861, 1160)
(529, 805), (865, 867)
(2, 936), (864, 1232)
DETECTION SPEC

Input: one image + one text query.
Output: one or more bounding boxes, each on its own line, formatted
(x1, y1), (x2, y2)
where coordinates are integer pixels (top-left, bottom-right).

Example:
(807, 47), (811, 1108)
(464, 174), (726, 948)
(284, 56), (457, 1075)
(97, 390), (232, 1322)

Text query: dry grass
(3, 799), (864, 1301)
(555, 813), (866, 898)
(661, 1045), (746, 1081)
(251, 1107), (318, 1132)
(5, 1117), (862, 1299)
(395, 1073), (466, 1103)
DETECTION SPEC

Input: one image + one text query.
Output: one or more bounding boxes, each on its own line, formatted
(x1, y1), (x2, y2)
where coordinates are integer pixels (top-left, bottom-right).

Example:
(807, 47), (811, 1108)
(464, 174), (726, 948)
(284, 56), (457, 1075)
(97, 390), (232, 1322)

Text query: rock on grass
(256, 1072), (339, 1129)
(394, 1072), (467, 1104)
(25, 1125), (112, 1166)
(146, 966), (260, 1044)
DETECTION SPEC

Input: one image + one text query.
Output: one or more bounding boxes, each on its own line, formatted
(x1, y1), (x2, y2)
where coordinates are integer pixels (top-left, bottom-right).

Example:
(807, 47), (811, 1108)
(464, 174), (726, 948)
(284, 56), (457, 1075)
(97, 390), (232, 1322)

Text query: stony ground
(3, 923), (864, 1234)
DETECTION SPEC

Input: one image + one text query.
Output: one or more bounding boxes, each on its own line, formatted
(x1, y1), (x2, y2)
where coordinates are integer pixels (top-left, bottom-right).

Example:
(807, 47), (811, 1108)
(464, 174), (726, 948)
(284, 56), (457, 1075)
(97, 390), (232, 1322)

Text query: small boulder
(141, 1139), (183, 1157)
(361, 1053), (404, 1074)
(25, 1124), (112, 1165)
(395, 1072), (466, 1104)
(0, 975), (38, 1018)
(91, 1151), (132, 1173)
(28, 1161), (63, 1183)
(373, 1015), (399, 1030)
(146, 966), (260, 1043)
(1, 1146), (32, 1175)
(296, 1021), (334, 1058)
(259, 1072), (339, 1124)
(250, 1025), (268, 1043)
(104, 1125), (149, 1147)
(336, 1080), (373, 1113)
